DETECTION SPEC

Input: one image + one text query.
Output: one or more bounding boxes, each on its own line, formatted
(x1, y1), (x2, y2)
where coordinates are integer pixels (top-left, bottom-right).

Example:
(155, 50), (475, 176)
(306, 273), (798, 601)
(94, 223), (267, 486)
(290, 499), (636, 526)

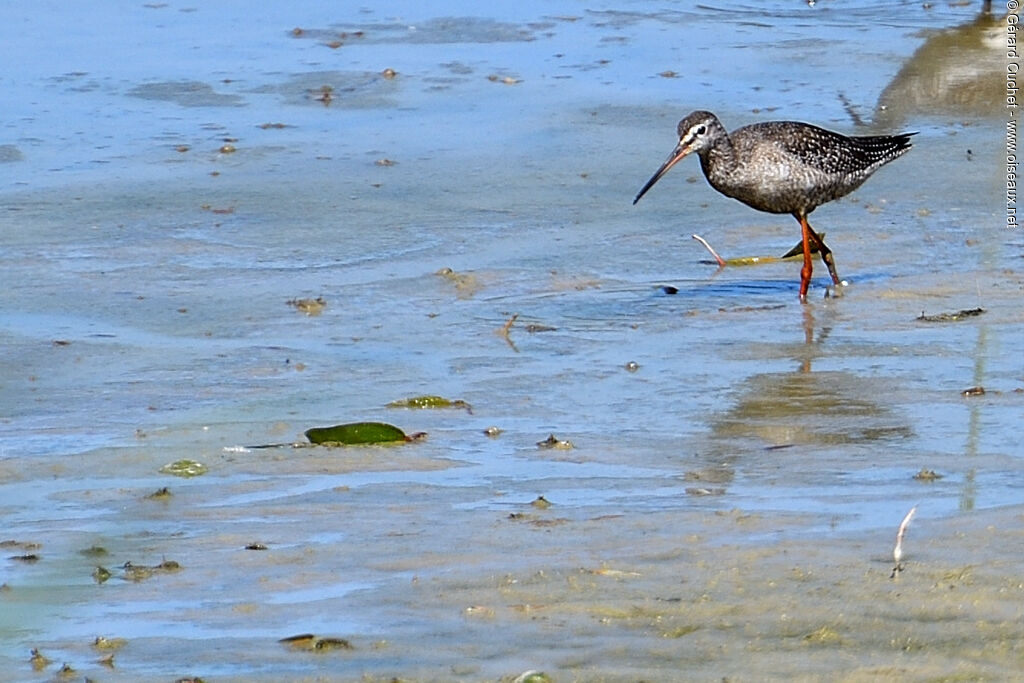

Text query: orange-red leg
(806, 225), (841, 286)
(796, 212), (813, 302)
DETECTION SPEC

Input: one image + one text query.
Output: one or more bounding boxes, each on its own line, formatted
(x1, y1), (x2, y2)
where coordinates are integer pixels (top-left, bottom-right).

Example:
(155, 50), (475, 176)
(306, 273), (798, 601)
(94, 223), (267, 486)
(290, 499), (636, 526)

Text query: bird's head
(633, 110), (722, 205)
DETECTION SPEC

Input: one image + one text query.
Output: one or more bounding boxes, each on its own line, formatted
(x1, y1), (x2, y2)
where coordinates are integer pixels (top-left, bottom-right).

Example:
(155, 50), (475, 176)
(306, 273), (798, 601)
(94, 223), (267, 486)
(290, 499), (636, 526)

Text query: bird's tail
(853, 131), (916, 165)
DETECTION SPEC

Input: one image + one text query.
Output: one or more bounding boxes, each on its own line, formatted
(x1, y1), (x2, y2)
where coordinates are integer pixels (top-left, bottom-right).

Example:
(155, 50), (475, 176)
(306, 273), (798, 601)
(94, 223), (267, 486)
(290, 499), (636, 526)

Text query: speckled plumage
(633, 110), (915, 300)
(691, 113), (914, 214)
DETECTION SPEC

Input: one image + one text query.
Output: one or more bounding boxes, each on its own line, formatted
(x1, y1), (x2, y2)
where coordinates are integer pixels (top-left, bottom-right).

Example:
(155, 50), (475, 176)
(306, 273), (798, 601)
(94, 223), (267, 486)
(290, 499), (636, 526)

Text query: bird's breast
(704, 160), (806, 214)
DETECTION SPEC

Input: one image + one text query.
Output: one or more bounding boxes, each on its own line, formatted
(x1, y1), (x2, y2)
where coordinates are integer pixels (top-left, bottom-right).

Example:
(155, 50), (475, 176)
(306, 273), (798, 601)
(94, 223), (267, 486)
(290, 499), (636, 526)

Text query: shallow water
(1, 1), (1021, 681)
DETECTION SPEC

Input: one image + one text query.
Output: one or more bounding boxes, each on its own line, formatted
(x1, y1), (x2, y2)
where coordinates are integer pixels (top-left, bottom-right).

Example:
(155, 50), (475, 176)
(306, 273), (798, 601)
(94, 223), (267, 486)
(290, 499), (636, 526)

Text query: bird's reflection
(709, 311), (911, 452)
(872, 1), (1008, 129)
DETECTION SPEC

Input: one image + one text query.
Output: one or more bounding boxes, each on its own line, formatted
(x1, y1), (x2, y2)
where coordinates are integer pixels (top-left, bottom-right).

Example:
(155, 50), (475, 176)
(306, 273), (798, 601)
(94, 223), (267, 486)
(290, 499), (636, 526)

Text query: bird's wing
(771, 122), (912, 175)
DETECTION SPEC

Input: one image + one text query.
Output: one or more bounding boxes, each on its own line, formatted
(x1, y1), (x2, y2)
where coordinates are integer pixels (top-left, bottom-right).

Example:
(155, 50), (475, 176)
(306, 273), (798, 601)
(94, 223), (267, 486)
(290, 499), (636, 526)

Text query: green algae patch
(304, 422), (423, 445)
(723, 255), (783, 267)
(387, 395), (473, 413)
(159, 459), (208, 477)
(692, 232), (827, 267)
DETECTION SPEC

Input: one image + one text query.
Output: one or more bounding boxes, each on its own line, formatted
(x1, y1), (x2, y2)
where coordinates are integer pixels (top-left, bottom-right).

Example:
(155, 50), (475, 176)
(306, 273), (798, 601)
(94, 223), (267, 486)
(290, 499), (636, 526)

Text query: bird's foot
(824, 280), (849, 299)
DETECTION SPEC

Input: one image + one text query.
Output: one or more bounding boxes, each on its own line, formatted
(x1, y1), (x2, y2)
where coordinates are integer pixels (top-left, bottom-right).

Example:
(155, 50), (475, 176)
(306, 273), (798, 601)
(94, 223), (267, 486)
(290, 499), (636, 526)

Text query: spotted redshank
(633, 110), (915, 300)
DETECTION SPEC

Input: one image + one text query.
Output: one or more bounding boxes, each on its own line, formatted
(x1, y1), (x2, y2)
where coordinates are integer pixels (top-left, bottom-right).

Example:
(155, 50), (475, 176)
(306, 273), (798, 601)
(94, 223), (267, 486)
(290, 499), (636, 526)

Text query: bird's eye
(696, 125), (706, 135)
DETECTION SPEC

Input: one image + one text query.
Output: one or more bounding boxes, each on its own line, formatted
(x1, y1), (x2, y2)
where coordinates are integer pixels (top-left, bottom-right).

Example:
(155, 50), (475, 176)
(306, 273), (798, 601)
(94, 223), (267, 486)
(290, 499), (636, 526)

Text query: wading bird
(633, 110), (914, 301)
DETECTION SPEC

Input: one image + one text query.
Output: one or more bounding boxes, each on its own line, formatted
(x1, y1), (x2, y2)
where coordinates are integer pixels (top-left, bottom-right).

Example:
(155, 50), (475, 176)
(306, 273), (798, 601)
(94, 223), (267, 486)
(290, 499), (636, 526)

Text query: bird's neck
(699, 135), (737, 186)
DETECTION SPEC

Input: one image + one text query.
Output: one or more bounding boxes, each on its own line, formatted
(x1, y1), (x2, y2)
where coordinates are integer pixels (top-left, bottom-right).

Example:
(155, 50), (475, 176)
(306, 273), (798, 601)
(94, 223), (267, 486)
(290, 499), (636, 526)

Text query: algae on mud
(304, 421), (418, 445)
(159, 459), (208, 477)
(386, 394), (473, 413)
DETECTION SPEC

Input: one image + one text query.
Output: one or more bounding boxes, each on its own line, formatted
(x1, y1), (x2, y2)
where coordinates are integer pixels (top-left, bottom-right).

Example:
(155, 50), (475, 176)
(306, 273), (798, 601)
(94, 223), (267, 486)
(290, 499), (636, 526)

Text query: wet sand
(1, 1), (1021, 681)
(5, 448), (1024, 681)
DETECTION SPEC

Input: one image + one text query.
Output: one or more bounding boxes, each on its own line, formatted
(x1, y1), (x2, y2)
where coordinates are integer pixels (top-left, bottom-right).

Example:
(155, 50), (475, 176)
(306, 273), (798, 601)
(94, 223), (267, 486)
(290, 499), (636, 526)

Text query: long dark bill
(632, 142), (690, 205)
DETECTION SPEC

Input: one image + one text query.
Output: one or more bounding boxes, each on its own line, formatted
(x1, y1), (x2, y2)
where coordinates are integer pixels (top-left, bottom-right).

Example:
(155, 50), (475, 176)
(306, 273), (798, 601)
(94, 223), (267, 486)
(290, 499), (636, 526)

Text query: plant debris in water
(313, 637), (353, 652)
(30, 649), (50, 670)
(122, 559), (182, 582)
(891, 505), (917, 578)
(304, 422), (425, 445)
(779, 233), (827, 259)
(536, 434), (574, 450)
(9, 554), (39, 562)
(159, 459), (208, 478)
(916, 307), (985, 323)
(93, 636), (127, 651)
(497, 312), (519, 349)
(387, 395), (473, 413)
(685, 487), (727, 496)
(436, 266), (482, 298)
(279, 633), (353, 652)
(287, 297), (326, 315)
(1, 540), (40, 551)
(690, 232), (833, 269)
